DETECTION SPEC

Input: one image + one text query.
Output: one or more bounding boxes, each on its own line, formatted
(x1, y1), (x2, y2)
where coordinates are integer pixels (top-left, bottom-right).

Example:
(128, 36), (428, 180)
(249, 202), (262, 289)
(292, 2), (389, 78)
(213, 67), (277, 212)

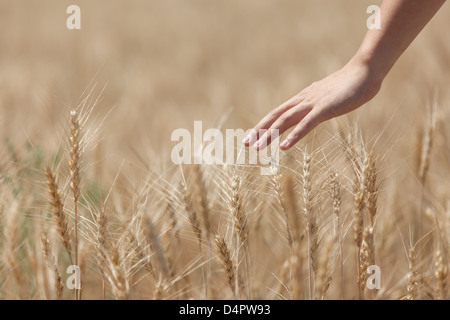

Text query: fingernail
(246, 129), (258, 145)
(242, 136), (250, 144)
(280, 139), (290, 149)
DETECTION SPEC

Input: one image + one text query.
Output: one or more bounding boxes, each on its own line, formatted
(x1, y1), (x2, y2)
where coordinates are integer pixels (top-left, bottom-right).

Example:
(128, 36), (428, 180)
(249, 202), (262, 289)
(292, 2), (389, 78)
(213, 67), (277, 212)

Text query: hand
(243, 59), (382, 150)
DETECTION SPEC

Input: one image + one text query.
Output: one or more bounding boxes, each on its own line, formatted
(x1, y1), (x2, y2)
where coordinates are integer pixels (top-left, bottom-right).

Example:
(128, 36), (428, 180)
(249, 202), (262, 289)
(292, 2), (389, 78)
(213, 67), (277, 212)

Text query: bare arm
(244, 0), (446, 150)
(360, 0), (446, 81)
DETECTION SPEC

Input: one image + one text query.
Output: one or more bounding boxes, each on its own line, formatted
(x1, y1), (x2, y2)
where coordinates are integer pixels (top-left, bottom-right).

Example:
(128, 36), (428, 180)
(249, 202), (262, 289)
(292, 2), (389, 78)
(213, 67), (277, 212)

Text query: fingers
(253, 105), (311, 150)
(243, 95), (302, 146)
(279, 110), (321, 150)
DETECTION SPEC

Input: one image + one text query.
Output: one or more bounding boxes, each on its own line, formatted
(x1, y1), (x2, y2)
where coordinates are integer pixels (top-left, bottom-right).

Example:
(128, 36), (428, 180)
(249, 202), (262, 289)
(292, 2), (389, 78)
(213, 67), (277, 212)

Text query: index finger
(243, 95), (303, 146)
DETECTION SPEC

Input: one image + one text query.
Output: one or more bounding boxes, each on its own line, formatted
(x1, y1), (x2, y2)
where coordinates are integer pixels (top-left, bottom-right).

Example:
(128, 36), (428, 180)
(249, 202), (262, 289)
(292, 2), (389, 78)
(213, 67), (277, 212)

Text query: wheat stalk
(68, 109), (82, 299)
(418, 104), (437, 186)
(182, 180), (203, 252)
(126, 230), (155, 276)
(68, 112), (81, 254)
(108, 244), (129, 300)
(319, 236), (339, 300)
(229, 174), (248, 246)
(142, 208), (171, 280)
(271, 171), (294, 250)
(353, 176), (366, 249)
(193, 165), (211, 238)
(330, 172), (344, 299)
(3, 198), (22, 292)
(40, 233), (64, 300)
(303, 152), (318, 299)
(359, 227), (375, 299)
(96, 205), (109, 298)
(45, 166), (73, 265)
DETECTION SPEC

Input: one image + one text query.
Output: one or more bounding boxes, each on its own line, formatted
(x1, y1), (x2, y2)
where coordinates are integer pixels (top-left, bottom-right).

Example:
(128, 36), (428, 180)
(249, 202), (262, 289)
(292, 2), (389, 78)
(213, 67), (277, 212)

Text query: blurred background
(1, 0), (449, 183)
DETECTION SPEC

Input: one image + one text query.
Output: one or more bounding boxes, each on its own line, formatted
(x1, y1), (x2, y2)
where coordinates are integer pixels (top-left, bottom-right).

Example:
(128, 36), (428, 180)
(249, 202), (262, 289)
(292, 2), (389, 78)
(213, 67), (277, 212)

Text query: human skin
(243, 0), (446, 150)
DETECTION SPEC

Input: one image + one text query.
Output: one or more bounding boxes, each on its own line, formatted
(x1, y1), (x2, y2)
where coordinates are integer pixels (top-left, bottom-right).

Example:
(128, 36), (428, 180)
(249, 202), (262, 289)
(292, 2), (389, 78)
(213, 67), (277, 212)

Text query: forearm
(351, 0), (446, 83)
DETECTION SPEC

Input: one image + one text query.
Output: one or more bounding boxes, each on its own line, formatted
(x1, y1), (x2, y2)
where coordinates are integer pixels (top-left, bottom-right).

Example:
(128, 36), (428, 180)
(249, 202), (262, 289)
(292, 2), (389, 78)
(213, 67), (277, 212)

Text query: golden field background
(0, 0), (449, 300)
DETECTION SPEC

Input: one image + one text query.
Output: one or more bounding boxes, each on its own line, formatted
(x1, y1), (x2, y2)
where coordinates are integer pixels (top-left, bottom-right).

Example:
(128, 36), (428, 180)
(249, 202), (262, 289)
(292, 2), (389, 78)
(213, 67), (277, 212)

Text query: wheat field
(0, 0), (450, 300)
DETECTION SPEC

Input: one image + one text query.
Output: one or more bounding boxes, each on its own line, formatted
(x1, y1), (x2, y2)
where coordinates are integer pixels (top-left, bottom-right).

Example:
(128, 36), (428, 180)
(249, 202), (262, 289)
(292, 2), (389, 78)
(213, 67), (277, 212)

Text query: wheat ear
(359, 227), (374, 299)
(406, 247), (418, 300)
(45, 166), (73, 265)
(229, 174), (248, 246)
(434, 249), (448, 300)
(215, 235), (238, 296)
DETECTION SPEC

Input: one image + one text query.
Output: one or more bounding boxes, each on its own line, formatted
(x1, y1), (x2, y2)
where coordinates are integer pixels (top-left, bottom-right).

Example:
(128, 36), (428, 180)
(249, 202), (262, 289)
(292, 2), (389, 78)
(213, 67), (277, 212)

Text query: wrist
(348, 49), (386, 88)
